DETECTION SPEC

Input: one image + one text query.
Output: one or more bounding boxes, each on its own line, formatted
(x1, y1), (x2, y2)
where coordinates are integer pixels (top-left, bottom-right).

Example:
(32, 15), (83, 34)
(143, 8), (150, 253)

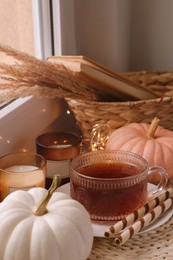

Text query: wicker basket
(66, 71), (173, 143)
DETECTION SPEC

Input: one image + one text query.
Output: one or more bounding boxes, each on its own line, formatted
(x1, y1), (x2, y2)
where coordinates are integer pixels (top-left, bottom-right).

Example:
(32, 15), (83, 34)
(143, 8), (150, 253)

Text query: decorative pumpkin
(0, 176), (93, 260)
(106, 117), (173, 181)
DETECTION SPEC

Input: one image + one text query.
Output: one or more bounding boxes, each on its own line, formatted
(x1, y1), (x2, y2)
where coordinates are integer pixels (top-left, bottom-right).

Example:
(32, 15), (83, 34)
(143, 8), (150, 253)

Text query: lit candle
(0, 153), (46, 201)
(36, 132), (81, 188)
(5, 165), (45, 188)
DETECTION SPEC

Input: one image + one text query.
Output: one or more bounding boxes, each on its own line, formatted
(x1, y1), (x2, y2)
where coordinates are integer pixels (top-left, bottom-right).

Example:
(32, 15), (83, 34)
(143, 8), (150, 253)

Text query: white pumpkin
(0, 177), (93, 260)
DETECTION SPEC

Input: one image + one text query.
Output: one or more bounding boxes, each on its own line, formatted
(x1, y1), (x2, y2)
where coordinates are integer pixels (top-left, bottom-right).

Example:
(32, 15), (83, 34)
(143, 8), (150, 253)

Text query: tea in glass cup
(70, 150), (168, 222)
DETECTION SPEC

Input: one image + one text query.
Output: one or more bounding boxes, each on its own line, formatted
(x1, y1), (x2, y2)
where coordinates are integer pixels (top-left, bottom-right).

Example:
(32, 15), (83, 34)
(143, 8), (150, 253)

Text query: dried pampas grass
(0, 44), (97, 102)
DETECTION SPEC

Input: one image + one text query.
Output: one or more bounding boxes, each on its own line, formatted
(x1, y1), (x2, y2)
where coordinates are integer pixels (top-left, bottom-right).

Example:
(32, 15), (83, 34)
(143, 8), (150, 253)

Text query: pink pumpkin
(106, 117), (173, 181)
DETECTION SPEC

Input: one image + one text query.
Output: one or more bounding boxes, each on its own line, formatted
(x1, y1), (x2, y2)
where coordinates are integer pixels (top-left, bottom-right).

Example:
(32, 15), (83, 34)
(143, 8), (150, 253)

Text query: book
(47, 55), (159, 101)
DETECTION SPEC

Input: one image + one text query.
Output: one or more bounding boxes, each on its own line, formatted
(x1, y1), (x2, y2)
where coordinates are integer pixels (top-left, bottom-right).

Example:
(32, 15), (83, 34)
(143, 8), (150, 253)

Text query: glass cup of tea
(70, 150), (168, 222)
(0, 153), (46, 201)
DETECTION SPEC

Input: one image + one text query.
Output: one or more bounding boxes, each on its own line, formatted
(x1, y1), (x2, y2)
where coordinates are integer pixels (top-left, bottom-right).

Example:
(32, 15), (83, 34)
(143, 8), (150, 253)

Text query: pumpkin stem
(147, 117), (160, 139)
(33, 175), (61, 216)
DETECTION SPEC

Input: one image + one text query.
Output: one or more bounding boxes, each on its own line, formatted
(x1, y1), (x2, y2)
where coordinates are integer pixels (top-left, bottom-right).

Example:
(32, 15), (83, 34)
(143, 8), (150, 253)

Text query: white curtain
(51, 0), (173, 72)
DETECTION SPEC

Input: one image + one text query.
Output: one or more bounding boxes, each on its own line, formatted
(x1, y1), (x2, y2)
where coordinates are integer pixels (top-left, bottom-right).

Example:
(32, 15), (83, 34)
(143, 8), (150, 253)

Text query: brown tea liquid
(71, 162), (147, 222)
(79, 162), (140, 178)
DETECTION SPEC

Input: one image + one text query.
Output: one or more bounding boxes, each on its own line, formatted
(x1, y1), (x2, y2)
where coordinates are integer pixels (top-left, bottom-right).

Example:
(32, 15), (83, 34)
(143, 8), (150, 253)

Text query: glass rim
(0, 152), (47, 173)
(36, 131), (81, 150)
(70, 150), (148, 181)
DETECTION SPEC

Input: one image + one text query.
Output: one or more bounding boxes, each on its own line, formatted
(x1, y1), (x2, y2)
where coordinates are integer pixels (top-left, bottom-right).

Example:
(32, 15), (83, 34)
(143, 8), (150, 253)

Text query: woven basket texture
(66, 71), (173, 143)
(88, 216), (173, 260)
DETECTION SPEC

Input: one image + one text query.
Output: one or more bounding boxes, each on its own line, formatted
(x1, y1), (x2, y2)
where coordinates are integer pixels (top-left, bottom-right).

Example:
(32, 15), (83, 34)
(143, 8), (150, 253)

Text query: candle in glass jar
(36, 132), (81, 188)
(5, 165), (45, 187)
(0, 153), (46, 201)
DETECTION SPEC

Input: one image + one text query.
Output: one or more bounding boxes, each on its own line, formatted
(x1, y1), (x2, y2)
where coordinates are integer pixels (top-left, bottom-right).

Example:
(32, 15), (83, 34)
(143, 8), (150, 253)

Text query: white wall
(0, 0), (34, 55)
(55, 0), (173, 72)
(130, 0), (173, 71)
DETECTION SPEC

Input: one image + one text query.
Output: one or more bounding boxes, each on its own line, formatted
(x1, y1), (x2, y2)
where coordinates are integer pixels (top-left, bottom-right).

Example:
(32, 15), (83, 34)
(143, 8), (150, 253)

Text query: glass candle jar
(0, 153), (46, 201)
(36, 131), (81, 188)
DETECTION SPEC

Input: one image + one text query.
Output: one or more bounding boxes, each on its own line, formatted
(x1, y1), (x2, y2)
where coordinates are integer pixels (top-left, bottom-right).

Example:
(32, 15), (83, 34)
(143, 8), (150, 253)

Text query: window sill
(0, 97), (69, 156)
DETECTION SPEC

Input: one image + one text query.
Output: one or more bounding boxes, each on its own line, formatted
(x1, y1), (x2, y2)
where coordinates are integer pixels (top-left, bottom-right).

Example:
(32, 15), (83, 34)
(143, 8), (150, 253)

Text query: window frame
(0, 0), (63, 155)
(32, 0), (54, 60)
(0, 0), (55, 117)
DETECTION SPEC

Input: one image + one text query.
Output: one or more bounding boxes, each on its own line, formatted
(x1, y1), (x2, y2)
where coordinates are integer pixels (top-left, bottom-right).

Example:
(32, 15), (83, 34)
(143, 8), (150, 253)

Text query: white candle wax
(0, 165), (45, 200)
(6, 165), (39, 173)
(0, 153), (46, 202)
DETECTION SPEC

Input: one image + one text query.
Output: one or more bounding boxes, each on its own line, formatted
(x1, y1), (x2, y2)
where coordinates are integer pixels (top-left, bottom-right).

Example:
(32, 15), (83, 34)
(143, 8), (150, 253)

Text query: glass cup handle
(147, 166), (168, 198)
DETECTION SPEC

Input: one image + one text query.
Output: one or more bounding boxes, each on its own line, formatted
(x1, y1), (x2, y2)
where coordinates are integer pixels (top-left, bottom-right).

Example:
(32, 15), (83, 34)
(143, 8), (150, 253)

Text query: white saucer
(57, 183), (173, 237)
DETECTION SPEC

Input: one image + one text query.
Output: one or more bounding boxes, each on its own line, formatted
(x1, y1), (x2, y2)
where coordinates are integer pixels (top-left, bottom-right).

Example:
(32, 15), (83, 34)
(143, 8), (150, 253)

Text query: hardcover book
(47, 55), (159, 101)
